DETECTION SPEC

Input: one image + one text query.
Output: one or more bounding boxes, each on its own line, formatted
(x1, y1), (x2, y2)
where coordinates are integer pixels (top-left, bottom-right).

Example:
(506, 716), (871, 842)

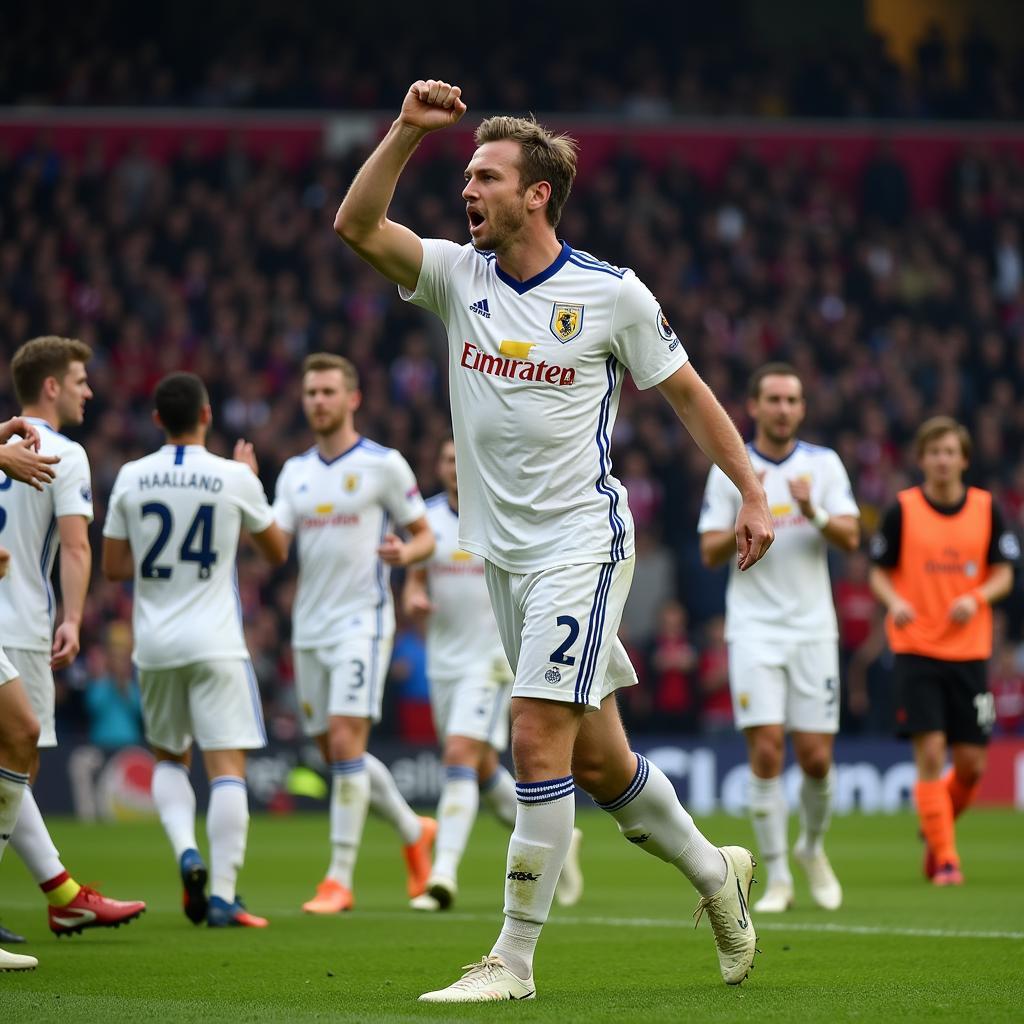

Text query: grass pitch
(2, 808), (1022, 1022)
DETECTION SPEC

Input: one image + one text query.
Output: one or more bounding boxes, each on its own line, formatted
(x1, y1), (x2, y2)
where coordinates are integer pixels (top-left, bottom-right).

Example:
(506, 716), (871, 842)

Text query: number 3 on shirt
(140, 502), (218, 580)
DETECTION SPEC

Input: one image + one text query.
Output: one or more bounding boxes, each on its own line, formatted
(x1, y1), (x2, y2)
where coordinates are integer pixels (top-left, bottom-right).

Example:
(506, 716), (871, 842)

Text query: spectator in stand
(697, 616), (733, 735)
(834, 550), (881, 732)
(83, 622), (143, 750)
(989, 642), (1024, 735)
(645, 602), (700, 734)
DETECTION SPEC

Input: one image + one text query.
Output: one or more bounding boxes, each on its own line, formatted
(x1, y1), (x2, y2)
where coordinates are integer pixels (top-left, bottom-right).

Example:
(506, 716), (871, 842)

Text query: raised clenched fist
(398, 80), (468, 133)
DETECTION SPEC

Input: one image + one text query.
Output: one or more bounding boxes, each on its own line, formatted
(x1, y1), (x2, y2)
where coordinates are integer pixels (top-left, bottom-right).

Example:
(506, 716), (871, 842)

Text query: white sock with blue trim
(152, 761), (198, 860)
(433, 765), (480, 881)
(598, 754), (726, 897)
(0, 765), (29, 863)
(364, 751), (422, 845)
(490, 775), (576, 981)
(327, 757), (370, 888)
(207, 776), (249, 903)
(481, 765), (518, 828)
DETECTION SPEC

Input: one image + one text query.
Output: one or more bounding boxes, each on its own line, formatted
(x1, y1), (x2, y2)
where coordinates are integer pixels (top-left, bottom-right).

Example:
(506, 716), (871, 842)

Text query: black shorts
(893, 654), (994, 745)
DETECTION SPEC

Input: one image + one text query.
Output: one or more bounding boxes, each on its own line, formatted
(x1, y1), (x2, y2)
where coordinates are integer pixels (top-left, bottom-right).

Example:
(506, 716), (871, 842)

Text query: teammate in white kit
(102, 372), (288, 928)
(406, 438), (584, 912)
(272, 353), (437, 914)
(698, 364), (860, 912)
(334, 79), (774, 1001)
(0, 337), (146, 938)
(0, 415), (60, 971)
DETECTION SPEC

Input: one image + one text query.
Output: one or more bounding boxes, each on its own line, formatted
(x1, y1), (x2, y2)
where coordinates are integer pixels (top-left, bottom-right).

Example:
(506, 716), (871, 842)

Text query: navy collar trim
(318, 437), (363, 466)
(493, 241), (572, 295)
(748, 442), (799, 466)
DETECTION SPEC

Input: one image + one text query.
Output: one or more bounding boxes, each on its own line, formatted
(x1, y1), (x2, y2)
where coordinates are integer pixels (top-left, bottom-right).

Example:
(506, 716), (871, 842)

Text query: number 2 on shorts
(550, 615), (580, 666)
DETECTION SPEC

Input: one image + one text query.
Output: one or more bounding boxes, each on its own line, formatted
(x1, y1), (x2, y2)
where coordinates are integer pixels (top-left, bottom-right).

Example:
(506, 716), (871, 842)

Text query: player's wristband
(810, 506), (830, 530)
(971, 588), (989, 607)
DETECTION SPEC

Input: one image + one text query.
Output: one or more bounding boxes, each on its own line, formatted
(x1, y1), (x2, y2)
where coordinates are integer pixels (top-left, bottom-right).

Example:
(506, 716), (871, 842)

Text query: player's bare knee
(444, 734), (483, 768)
(328, 717), (369, 762)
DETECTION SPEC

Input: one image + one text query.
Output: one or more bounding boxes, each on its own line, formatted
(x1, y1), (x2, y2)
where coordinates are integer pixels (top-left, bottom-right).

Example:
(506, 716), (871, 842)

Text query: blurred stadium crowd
(3, 4), (1023, 121)
(1, 9), (1024, 748)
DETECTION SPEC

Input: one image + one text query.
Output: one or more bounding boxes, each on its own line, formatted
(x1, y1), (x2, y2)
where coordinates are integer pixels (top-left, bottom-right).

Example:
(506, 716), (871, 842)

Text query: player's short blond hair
(474, 115), (578, 229)
(302, 353), (359, 391)
(914, 416), (972, 461)
(11, 336), (92, 405)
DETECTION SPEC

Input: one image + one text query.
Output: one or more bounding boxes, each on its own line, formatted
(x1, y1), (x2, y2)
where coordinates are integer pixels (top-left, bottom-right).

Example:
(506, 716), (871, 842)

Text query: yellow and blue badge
(343, 473), (360, 493)
(550, 302), (584, 343)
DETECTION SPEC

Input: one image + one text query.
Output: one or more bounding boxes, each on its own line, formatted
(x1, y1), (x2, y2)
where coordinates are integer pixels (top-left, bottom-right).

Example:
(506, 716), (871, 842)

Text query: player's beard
(309, 410), (346, 437)
(763, 421), (796, 447)
(472, 200), (527, 253)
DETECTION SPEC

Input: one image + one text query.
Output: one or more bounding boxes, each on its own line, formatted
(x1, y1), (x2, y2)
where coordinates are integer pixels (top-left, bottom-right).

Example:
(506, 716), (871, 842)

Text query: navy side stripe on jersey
(595, 356), (627, 561)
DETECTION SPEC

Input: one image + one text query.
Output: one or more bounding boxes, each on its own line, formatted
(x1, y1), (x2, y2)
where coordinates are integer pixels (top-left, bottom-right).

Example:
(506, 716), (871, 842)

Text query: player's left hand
(949, 593), (979, 624)
(378, 533), (410, 567)
(51, 621), (81, 669)
(233, 439), (259, 475)
(0, 417), (41, 449)
(0, 546), (10, 581)
(787, 476), (814, 517)
(735, 490), (774, 571)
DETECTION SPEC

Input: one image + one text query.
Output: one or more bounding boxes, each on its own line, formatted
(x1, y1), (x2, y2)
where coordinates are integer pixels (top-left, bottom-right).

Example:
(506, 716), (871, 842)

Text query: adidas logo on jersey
(469, 298), (491, 318)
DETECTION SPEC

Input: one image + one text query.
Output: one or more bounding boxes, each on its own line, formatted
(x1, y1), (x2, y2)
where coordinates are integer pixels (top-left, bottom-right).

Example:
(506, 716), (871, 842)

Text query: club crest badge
(343, 473), (360, 493)
(550, 302), (584, 343)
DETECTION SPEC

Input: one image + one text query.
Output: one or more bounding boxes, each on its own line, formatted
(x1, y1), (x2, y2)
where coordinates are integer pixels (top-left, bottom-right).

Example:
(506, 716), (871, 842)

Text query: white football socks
(207, 776), (249, 903)
(598, 754), (726, 896)
(748, 773), (792, 885)
(327, 758), (370, 889)
(490, 776), (576, 981)
(480, 765), (518, 828)
(151, 761), (198, 859)
(9, 787), (63, 883)
(0, 766), (29, 863)
(433, 765), (479, 881)
(364, 751), (422, 845)
(797, 767), (834, 856)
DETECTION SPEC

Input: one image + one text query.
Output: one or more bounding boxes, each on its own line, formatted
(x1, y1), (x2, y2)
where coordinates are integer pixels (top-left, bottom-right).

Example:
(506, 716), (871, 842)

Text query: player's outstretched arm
(249, 523), (289, 567)
(334, 79), (467, 292)
(0, 417), (59, 491)
(402, 565), (435, 620)
(52, 515), (91, 669)
(377, 517), (435, 568)
(699, 529), (737, 569)
(658, 363), (773, 571)
(101, 537), (135, 582)
(868, 565), (915, 627)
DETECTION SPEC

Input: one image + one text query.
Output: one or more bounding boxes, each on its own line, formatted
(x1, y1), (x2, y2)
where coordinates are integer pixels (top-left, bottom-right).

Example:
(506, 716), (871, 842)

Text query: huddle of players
(0, 338), (580, 973)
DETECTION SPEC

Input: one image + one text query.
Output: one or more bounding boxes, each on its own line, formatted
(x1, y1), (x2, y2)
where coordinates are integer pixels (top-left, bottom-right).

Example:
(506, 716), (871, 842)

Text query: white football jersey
(400, 240), (688, 573)
(422, 494), (510, 681)
(103, 444), (275, 669)
(273, 438), (427, 649)
(0, 418), (93, 652)
(698, 441), (860, 642)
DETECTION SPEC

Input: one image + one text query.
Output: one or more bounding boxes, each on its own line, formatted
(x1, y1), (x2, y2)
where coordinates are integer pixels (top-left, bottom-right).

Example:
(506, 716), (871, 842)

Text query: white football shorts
(139, 659), (267, 754)
(485, 557), (638, 711)
(0, 645), (19, 687)
(430, 663), (513, 752)
(5, 648), (56, 747)
(727, 638), (841, 733)
(294, 628), (394, 734)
